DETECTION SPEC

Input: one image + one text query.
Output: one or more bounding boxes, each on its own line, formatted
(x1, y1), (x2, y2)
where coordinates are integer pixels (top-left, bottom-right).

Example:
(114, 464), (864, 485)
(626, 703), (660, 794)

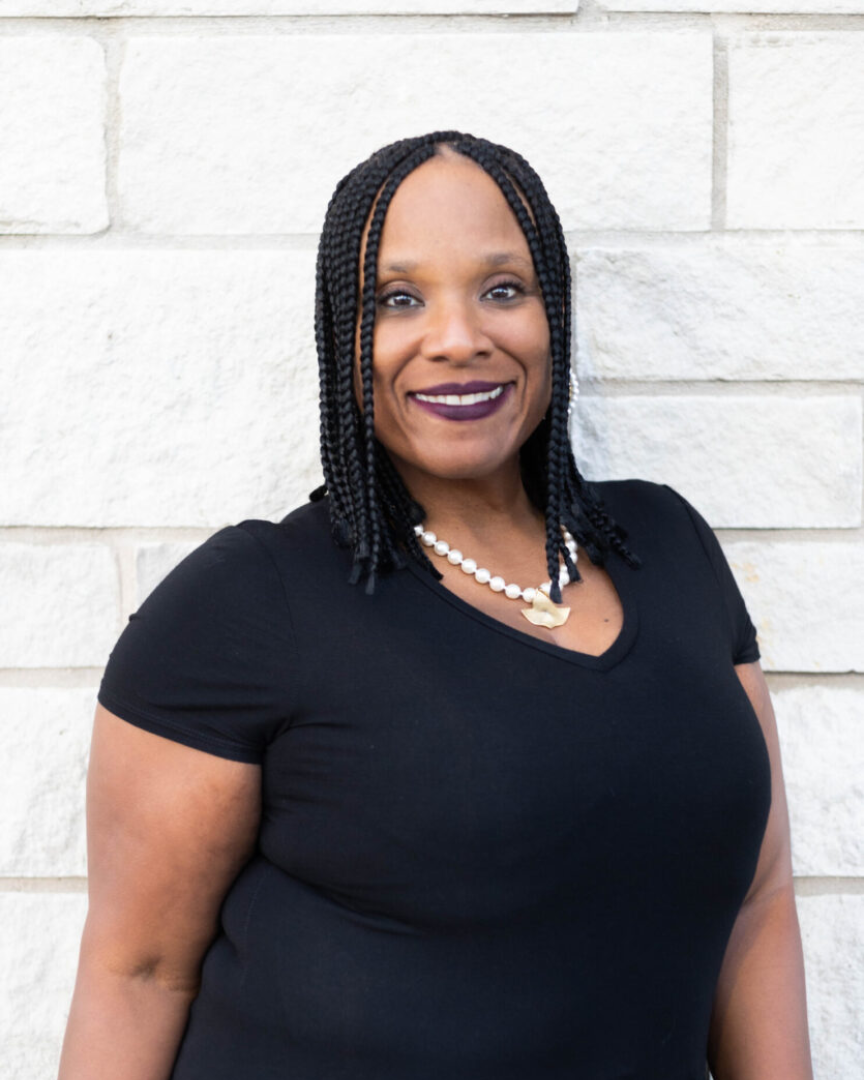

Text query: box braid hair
(309, 130), (641, 601)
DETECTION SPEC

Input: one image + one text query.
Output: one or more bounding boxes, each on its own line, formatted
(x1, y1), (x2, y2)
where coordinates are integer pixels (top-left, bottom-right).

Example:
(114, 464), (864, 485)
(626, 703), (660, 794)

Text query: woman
(59, 131), (812, 1079)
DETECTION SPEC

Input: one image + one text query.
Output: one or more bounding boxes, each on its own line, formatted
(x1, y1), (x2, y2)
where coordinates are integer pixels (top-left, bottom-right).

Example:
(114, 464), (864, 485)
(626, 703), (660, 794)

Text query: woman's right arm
(58, 703), (261, 1080)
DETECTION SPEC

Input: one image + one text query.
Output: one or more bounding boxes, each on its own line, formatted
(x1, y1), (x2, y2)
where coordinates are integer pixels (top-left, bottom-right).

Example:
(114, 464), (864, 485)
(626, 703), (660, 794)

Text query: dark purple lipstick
(408, 381), (514, 422)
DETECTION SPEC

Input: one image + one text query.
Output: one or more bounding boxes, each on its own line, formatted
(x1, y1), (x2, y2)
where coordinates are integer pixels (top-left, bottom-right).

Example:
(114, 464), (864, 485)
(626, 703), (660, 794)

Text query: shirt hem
(96, 686), (264, 764)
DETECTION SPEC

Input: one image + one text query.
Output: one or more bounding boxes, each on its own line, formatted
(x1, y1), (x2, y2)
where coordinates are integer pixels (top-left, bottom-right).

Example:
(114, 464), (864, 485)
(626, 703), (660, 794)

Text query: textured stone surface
(0, 542), (119, 668)
(0, 37), (107, 235)
(570, 394), (862, 528)
(0, 0), (577, 11)
(773, 686), (864, 877)
(796, 893), (864, 1079)
(136, 541), (202, 606)
(119, 33), (712, 234)
(728, 34), (864, 229)
(0, 250), (320, 527)
(0, 688), (94, 877)
(575, 241), (864, 381)
(0, 892), (88, 1080)
(723, 540), (864, 673)
(601, 0), (863, 10)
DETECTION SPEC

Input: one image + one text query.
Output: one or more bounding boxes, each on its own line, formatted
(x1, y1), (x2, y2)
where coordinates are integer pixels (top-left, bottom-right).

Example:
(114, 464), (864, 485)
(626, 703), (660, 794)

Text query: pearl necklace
(413, 523), (577, 630)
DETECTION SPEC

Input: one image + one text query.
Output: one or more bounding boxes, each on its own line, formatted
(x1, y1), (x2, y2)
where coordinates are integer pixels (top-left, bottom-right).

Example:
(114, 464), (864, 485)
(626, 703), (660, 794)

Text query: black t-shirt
(97, 478), (770, 1080)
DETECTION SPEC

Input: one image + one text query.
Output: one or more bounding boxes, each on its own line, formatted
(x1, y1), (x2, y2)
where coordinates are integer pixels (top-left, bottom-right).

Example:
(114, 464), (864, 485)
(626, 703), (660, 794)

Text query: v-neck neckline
(403, 549), (639, 672)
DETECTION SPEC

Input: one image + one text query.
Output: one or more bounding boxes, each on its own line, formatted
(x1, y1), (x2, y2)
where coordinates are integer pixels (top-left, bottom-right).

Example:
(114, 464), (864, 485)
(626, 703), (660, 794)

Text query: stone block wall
(0, 2), (861, 1077)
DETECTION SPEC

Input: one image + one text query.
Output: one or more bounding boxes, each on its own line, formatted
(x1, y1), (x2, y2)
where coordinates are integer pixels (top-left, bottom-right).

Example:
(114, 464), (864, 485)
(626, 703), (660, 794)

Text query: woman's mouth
(408, 382), (514, 422)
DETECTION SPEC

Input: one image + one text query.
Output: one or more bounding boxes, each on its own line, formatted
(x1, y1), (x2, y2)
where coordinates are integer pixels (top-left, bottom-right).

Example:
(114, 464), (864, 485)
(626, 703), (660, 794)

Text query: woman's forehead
(359, 152), (535, 275)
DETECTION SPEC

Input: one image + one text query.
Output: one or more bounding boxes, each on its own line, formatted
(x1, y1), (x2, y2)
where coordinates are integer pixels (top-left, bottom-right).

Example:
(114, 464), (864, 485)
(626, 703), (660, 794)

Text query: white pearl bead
(540, 581), (551, 595)
(421, 531), (436, 547)
(522, 587), (537, 603)
(489, 576), (506, 592)
(447, 549), (463, 565)
(475, 568), (491, 585)
(461, 558), (477, 575)
(433, 540), (449, 556)
(563, 530), (574, 543)
(566, 539), (577, 554)
(504, 583), (522, 600)
(414, 524), (423, 536)
(559, 568), (570, 586)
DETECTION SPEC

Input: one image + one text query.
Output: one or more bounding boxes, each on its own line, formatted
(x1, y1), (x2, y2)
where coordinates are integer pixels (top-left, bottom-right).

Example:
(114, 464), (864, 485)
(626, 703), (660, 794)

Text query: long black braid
(309, 131), (641, 598)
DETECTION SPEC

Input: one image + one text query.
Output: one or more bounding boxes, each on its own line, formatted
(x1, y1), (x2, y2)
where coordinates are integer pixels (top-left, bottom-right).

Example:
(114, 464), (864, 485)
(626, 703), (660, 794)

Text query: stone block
(0, 37), (107, 234)
(773, 685), (864, 877)
(575, 241), (864, 381)
(571, 394), (862, 528)
(724, 540), (864, 673)
(0, 892), (88, 1080)
(796, 893), (864, 1080)
(0, 250), (320, 527)
(0, 688), (95, 877)
(119, 32), (712, 234)
(728, 34), (864, 229)
(0, 542), (119, 668)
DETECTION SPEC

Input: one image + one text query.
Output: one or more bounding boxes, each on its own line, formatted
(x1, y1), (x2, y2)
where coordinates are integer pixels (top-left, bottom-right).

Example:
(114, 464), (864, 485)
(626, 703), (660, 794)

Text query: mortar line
(3, 231), (864, 250)
(711, 29), (729, 230)
(0, 877), (88, 893)
(101, 27), (124, 235)
(794, 877), (864, 896)
(1, 12), (864, 33)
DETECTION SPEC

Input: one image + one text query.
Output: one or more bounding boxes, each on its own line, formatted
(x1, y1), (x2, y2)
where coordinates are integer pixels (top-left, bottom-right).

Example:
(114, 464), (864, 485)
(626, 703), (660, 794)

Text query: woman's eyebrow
(483, 252), (533, 269)
(382, 252), (533, 273)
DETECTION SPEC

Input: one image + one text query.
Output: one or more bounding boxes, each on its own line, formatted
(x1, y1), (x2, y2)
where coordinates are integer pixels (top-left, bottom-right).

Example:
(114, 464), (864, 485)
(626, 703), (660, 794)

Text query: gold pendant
(521, 590), (571, 630)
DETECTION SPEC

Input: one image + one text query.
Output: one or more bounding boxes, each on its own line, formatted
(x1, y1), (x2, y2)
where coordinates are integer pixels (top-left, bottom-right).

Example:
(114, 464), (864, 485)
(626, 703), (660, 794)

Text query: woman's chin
(396, 447), (519, 484)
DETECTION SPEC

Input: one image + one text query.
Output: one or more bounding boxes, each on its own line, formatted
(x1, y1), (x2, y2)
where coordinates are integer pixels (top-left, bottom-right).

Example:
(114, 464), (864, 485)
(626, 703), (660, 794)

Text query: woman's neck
(395, 458), (544, 546)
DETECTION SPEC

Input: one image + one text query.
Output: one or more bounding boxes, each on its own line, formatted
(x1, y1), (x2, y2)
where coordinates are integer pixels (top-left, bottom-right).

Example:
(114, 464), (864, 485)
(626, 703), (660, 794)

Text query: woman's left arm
(706, 660), (814, 1080)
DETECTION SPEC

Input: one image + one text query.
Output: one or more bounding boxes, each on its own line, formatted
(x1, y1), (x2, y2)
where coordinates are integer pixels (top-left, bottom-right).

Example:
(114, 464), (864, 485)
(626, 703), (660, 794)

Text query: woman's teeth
(413, 385), (505, 406)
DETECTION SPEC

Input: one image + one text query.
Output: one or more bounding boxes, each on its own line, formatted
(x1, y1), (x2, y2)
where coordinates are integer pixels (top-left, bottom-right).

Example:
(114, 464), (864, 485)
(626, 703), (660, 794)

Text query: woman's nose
(419, 297), (494, 363)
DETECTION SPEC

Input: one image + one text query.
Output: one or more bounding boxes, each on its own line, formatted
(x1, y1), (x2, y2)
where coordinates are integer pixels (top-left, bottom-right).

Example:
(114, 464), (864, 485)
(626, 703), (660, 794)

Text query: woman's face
(355, 150), (552, 489)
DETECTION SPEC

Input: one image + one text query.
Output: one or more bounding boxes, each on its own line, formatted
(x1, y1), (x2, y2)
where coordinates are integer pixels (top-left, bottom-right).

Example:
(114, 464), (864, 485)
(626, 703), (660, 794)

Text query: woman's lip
(409, 382), (515, 422)
(409, 380), (509, 396)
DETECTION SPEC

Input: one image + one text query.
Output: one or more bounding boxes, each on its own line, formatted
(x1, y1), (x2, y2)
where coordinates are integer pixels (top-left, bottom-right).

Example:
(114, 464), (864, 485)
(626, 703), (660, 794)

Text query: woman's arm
(706, 661), (813, 1080)
(58, 704), (261, 1080)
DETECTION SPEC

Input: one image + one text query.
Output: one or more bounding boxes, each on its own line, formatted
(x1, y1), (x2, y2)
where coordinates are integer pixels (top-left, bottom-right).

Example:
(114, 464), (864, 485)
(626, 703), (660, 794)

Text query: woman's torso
(160, 478), (771, 1080)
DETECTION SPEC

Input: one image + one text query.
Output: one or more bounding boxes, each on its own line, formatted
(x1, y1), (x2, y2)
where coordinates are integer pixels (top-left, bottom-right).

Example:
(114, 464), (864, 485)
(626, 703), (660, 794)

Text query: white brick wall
(0, 37), (107, 234)
(0, 893), (89, 1080)
(727, 34), (864, 229)
(1, 4), (860, 1079)
(0, 690), (94, 877)
(575, 240), (864, 381)
(0, 1), (578, 12)
(0, 250), (320, 526)
(572, 394), (862, 527)
(118, 32), (711, 234)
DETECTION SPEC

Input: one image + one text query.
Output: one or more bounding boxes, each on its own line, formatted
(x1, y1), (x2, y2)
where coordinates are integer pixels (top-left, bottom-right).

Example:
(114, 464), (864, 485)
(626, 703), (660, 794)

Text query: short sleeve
(661, 484), (761, 665)
(97, 523), (296, 763)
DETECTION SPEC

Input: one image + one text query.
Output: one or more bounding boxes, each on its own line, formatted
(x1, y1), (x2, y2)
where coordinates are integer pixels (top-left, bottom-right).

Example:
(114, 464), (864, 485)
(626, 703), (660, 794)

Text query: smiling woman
(364, 149), (553, 484)
(61, 132), (813, 1080)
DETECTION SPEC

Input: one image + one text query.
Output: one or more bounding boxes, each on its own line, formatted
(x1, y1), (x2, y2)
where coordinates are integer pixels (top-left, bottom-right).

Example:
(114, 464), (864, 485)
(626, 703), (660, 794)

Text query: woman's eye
(377, 290), (419, 309)
(485, 280), (526, 301)
(377, 279), (527, 309)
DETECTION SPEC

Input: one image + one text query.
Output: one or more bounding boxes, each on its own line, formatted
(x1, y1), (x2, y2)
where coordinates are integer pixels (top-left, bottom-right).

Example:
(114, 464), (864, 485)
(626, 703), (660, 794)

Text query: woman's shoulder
(124, 501), (335, 634)
(589, 475), (693, 523)
(240, 496), (331, 542)
(588, 476), (729, 562)
(230, 497), (347, 588)
(238, 496), (335, 549)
